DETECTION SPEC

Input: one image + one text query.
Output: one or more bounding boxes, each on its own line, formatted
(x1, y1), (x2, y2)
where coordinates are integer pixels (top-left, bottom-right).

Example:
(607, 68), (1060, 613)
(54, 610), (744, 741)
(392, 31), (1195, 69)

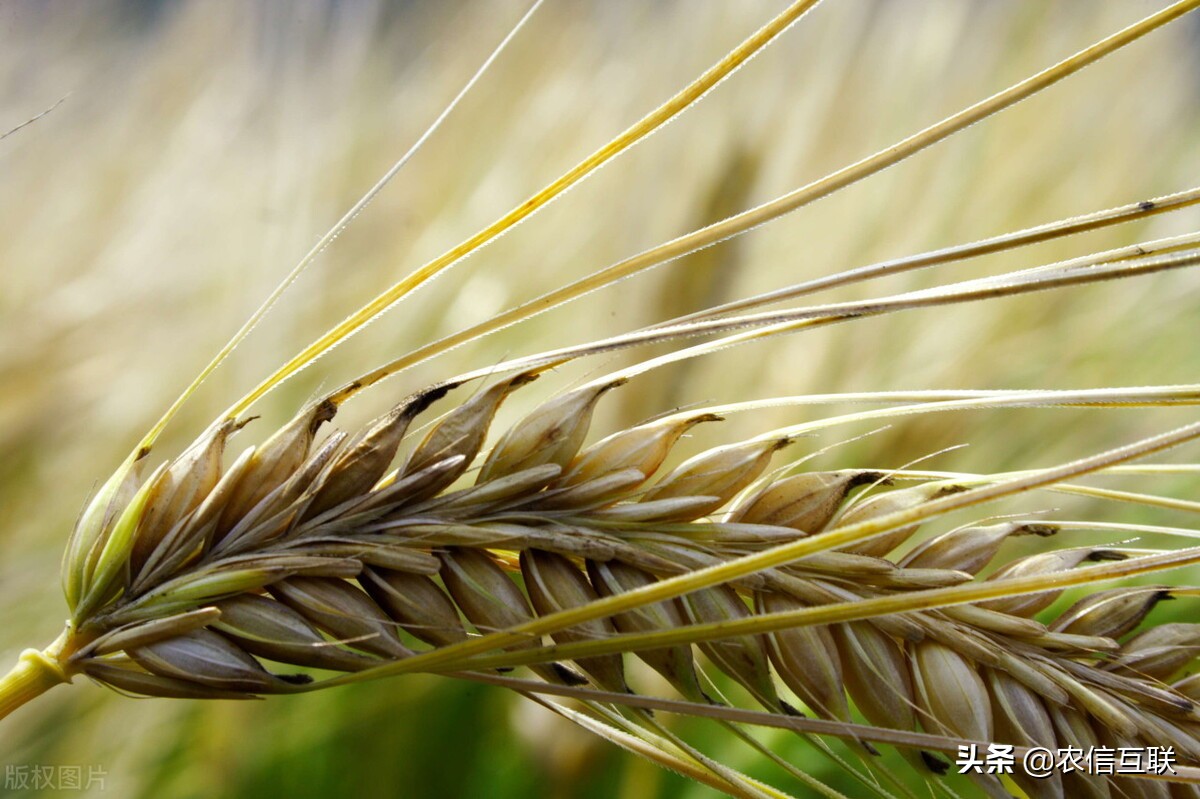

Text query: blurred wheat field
(2, 1), (1200, 797)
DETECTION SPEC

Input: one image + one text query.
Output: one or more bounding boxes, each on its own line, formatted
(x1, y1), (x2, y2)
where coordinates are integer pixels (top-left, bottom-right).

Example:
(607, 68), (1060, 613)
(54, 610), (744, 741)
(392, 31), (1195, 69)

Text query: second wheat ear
(5, 3), (1200, 799)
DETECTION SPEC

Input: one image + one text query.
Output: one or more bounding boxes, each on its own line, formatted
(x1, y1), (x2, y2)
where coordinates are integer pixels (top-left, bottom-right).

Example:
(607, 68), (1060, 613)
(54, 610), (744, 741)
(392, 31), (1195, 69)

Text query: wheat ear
(2, 375), (1199, 798)
(5, 2), (1200, 798)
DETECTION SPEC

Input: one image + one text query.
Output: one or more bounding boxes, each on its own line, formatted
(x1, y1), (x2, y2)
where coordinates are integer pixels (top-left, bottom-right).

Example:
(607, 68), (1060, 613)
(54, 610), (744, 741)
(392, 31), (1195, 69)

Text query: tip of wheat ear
(35, 372), (1198, 793)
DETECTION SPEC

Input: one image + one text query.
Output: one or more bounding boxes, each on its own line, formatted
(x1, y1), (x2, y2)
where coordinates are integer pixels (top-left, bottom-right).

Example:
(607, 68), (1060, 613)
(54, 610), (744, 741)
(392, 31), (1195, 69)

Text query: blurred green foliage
(2, 2), (1199, 796)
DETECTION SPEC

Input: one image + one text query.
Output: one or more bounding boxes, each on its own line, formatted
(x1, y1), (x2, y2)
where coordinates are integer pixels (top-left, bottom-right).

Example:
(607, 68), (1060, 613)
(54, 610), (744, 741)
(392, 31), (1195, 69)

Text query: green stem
(0, 630), (72, 721)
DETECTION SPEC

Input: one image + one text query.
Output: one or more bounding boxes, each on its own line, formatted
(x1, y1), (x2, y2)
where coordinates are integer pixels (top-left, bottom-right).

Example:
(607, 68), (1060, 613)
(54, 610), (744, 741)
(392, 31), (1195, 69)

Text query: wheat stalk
(4, 2), (1200, 797)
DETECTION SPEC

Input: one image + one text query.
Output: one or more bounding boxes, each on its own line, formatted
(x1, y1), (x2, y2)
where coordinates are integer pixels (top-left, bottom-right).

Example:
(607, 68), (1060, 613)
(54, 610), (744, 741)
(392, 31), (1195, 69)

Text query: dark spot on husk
(233, 415), (259, 432)
(311, 399), (338, 432)
(552, 663), (589, 686)
(404, 384), (454, 419)
(849, 471), (886, 489)
(277, 673), (314, 685)
(921, 751), (950, 774)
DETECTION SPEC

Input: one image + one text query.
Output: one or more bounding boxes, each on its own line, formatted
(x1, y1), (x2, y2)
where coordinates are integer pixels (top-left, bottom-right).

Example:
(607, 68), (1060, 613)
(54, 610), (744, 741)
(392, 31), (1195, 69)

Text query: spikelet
(731, 470), (879, 532)
(1107, 624), (1200, 682)
(683, 583), (786, 712)
(477, 382), (622, 482)
(127, 628), (311, 693)
(586, 559), (707, 702)
(439, 546), (585, 686)
(833, 621), (917, 734)
(977, 547), (1128, 617)
(268, 577), (412, 660)
(520, 549), (628, 693)
(756, 592), (850, 722)
(986, 667), (1065, 799)
(211, 594), (379, 672)
(360, 569), (469, 649)
(641, 438), (792, 522)
(829, 482), (958, 557)
(899, 521), (1056, 574)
